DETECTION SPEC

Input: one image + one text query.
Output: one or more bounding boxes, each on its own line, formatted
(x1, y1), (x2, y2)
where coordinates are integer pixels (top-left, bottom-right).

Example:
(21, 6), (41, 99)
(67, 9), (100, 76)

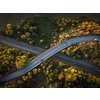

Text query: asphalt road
(0, 35), (100, 76)
(0, 36), (100, 82)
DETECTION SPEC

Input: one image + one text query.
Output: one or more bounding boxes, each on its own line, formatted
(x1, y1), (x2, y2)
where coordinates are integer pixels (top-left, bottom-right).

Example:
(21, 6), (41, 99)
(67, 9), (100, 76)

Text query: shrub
(25, 32), (31, 37)
(59, 39), (63, 43)
(29, 27), (34, 32)
(61, 49), (66, 54)
(22, 76), (28, 81)
(87, 24), (92, 28)
(59, 62), (65, 67)
(49, 73), (54, 78)
(69, 19), (71, 21)
(5, 30), (10, 36)
(58, 73), (64, 80)
(42, 33), (45, 36)
(17, 31), (21, 34)
(58, 24), (63, 27)
(50, 44), (54, 47)
(60, 27), (64, 31)
(29, 41), (33, 44)
(62, 18), (65, 21)
(28, 72), (31, 76)
(59, 35), (62, 38)
(32, 27), (37, 30)
(7, 24), (12, 28)
(16, 25), (21, 30)
(81, 24), (86, 30)
(21, 34), (26, 39)
(21, 20), (24, 23)
(35, 34), (38, 37)
(65, 19), (69, 23)
(15, 59), (25, 69)
(65, 34), (69, 38)
(64, 68), (67, 72)
(45, 46), (48, 49)
(17, 80), (23, 85)
(33, 69), (37, 74)
(64, 23), (67, 26)
(27, 37), (32, 41)
(84, 53), (89, 58)
(54, 40), (57, 43)
(92, 23), (99, 29)
(7, 24), (12, 30)
(45, 70), (49, 75)
(40, 39), (44, 43)
(32, 32), (35, 36)
(79, 31), (83, 35)
(23, 24), (29, 31)
(10, 30), (14, 36)
(38, 68), (41, 72)
(66, 74), (71, 79)
(57, 21), (60, 25)
(72, 20), (76, 23)
(28, 20), (34, 25)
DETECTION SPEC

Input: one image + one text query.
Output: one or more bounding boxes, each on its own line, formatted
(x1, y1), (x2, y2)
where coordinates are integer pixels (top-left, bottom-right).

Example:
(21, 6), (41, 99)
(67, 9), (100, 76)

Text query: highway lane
(2, 36), (100, 75)
(0, 39), (41, 55)
(0, 36), (100, 82)
(0, 34), (45, 54)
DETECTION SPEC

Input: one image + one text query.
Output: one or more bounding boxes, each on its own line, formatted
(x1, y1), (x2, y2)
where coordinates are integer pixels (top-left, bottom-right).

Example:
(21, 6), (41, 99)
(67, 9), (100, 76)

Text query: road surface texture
(0, 35), (100, 82)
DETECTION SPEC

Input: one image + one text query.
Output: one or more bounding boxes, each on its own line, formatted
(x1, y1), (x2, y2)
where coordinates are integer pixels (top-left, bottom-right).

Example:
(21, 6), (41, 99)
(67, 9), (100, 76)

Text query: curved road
(0, 35), (100, 76)
(0, 36), (100, 82)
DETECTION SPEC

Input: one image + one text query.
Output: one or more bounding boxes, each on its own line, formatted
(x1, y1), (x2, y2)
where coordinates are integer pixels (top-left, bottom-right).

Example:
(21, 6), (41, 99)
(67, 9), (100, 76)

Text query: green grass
(32, 16), (56, 48)
(42, 13), (100, 22)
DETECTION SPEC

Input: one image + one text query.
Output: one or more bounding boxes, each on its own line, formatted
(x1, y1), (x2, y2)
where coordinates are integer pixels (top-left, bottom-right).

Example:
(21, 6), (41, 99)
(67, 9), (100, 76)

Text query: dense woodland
(0, 16), (100, 88)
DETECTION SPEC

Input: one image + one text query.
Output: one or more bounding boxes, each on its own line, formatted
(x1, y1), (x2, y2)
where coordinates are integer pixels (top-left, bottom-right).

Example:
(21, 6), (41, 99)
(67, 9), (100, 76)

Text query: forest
(0, 15), (100, 88)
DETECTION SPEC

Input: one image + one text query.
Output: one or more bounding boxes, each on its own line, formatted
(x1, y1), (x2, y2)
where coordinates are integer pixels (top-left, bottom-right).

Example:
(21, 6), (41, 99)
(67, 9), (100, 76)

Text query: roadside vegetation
(1, 49), (100, 88)
(0, 15), (100, 88)
(0, 44), (100, 88)
(0, 44), (36, 77)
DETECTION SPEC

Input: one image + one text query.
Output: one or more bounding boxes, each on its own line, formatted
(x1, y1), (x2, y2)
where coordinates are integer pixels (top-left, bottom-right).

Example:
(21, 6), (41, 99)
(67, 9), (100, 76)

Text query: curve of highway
(0, 36), (100, 82)
(0, 35), (100, 76)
